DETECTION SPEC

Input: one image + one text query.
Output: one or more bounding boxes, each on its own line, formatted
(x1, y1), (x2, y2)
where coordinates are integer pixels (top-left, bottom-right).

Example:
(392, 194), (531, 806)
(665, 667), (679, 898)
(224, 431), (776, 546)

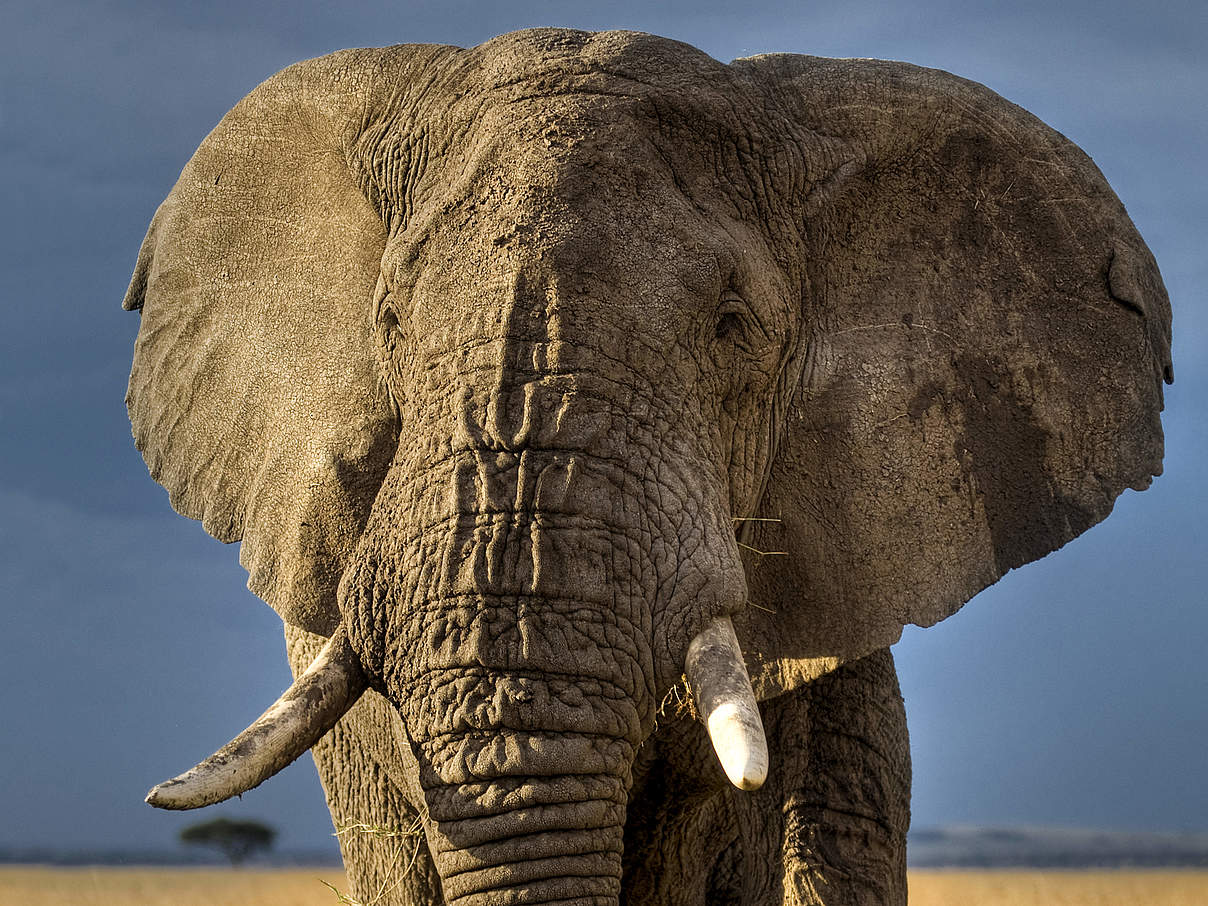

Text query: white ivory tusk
(146, 627), (367, 810)
(684, 615), (769, 791)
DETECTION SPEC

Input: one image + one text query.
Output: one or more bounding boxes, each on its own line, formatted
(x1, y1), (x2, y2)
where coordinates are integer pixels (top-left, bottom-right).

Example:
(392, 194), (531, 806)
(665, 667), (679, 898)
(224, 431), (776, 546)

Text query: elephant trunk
(410, 620), (769, 904)
(424, 772), (628, 904)
(401, 671), (638, 906)
(335, 322), (754, 899)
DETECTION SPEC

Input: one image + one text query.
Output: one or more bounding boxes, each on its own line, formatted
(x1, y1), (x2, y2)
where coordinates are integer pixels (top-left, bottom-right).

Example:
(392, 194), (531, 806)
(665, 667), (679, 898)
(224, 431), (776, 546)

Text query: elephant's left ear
(124, 45), (456, 634)
(728, 55), (1172, 695)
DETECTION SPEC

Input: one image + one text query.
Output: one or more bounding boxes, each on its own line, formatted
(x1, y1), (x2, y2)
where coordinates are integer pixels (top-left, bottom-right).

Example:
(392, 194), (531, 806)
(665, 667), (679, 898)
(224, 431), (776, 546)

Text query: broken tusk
(146, 626), (367, 810)
(684, 615), (769, 791)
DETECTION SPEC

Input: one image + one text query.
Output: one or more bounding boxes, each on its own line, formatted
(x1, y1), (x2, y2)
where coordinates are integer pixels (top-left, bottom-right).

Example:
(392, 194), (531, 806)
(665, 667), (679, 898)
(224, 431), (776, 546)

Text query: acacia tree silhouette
(179, 817), (277, 866)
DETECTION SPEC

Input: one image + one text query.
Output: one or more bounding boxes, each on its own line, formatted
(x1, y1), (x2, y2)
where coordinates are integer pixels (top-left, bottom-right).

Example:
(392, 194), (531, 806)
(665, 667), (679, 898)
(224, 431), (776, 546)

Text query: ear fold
(124, 46), (453, 633)
(729, 56), (1172, 696)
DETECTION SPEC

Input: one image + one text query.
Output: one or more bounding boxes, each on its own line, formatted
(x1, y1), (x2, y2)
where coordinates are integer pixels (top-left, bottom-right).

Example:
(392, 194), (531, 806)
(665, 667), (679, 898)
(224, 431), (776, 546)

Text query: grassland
(910, 870), (1208, 905)
(0, 867), (349, 906)
(3, 867), (1207, 905)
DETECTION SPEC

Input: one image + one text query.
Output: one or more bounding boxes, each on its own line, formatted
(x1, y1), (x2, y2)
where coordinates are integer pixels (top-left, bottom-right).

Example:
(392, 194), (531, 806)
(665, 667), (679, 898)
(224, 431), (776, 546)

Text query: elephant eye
(710, 292), (768, 352)
(715, 292), (754, 345)
(381, 305), (402, 334)
(377, 297), (408, 340)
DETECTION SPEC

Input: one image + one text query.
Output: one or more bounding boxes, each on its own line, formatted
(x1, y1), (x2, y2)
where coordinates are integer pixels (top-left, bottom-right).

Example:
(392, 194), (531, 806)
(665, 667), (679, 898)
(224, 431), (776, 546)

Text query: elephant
(123, 28), (1171, 906)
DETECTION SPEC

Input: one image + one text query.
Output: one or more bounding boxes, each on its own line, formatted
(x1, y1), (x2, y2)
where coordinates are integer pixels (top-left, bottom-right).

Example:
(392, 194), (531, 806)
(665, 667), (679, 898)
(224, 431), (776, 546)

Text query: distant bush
(179, 818), (277, 866)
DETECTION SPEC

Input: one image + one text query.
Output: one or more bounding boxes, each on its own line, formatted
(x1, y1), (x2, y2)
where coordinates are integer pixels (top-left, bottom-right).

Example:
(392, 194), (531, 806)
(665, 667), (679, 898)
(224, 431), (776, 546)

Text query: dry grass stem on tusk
(146, 627), (367, 810)
(684, 615), (769, 791)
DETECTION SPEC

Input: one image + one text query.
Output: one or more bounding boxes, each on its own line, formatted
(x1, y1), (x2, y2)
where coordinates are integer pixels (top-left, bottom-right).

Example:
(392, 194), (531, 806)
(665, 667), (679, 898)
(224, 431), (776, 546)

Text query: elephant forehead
(400, 93), (794, 282)
(394, 41), (807, 229)
(396, 248), (713, 394)
(467, 29), (725, 85)
(393, 137), (743, 320)
(418, 93), (768, 221)
(452, 28), (748, 125)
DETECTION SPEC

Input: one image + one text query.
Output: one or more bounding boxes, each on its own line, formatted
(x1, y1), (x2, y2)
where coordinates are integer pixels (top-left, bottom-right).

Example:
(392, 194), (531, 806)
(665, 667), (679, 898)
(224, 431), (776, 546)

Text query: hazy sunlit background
(1, 0), (1203, 858)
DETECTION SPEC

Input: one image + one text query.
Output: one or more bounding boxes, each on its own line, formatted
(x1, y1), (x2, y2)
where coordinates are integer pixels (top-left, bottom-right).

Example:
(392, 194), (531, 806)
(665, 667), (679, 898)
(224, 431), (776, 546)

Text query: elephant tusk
(146, 627), (367, 810)
(684, 615), (769, 791)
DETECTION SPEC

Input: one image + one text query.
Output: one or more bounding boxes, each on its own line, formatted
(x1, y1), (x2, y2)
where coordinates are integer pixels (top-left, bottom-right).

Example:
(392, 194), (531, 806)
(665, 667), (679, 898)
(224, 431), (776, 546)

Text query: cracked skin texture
(127, 28), (1169, 906)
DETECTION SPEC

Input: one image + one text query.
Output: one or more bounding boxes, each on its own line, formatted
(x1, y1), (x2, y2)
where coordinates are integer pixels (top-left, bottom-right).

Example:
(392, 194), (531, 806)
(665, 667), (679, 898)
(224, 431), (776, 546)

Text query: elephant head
(125, 29), (1169, 905)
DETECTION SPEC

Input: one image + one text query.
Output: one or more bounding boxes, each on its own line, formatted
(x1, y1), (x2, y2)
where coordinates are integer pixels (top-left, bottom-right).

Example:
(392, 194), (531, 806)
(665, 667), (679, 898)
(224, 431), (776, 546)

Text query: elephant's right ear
(729, 55), (1171, 696)
(124, 46), (454, 634)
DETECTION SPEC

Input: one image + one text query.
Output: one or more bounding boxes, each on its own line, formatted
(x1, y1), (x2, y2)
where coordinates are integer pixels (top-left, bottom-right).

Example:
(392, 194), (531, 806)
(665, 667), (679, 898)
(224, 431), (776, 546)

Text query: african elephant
(124, 28), (1170, 906)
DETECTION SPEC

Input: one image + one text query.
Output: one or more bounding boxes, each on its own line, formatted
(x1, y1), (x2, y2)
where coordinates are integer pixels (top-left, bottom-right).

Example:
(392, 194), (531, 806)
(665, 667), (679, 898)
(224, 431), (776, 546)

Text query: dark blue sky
(1, 0), (1203, 854)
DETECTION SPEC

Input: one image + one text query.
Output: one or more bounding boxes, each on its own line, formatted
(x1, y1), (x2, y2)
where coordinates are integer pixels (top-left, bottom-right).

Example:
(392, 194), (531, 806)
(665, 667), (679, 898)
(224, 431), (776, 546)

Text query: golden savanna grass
(3, 867), (1208, 905)
(0, 867), (348, 906)
(910, 870), (1208, 905)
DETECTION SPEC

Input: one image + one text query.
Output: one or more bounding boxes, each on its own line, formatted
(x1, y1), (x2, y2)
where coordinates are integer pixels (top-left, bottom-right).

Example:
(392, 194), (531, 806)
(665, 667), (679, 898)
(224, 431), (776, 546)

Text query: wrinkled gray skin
(125, 29), (1171, 906)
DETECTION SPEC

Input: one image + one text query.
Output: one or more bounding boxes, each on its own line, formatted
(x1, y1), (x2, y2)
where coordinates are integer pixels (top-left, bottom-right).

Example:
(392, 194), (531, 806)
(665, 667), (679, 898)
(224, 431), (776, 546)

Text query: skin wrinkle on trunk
(421, 776), (629, 821)
(347, 481), (650, 902)
(430, 799), (628, 851)
(345, 345), (746, 693)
